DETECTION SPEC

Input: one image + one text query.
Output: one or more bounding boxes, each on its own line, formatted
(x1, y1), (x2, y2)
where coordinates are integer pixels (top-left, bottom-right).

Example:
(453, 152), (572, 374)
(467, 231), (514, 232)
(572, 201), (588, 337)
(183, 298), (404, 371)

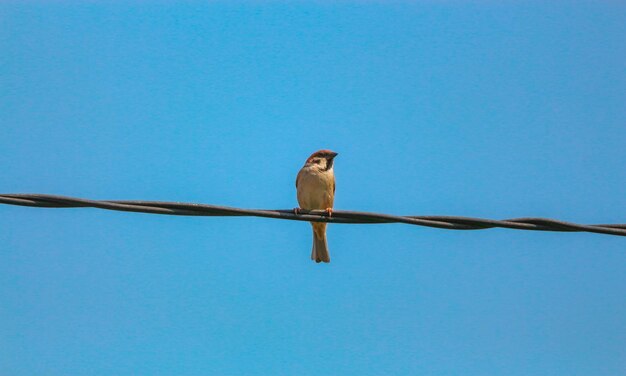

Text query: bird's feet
(325, 208), (333, 217)
(293, 207), (301, 215)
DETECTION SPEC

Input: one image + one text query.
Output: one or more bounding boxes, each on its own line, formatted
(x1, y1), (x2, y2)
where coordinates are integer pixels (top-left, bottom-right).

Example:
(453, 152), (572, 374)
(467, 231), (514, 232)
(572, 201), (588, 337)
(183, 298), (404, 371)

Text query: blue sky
(1, 2), (625, 375)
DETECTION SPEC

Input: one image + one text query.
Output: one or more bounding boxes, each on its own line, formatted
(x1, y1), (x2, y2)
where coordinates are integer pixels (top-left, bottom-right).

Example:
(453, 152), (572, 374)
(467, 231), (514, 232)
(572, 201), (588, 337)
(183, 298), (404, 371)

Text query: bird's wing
(295, 167), (303, 188)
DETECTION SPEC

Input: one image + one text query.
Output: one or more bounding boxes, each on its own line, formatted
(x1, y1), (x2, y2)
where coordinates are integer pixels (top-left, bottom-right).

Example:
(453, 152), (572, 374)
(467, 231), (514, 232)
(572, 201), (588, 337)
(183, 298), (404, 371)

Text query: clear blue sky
(1, 2), (625, 375)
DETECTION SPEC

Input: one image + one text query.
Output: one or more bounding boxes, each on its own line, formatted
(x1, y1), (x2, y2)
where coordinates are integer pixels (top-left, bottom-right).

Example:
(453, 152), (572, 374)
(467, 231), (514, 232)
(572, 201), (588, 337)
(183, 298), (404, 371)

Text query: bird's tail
(311, 223), (330, 263)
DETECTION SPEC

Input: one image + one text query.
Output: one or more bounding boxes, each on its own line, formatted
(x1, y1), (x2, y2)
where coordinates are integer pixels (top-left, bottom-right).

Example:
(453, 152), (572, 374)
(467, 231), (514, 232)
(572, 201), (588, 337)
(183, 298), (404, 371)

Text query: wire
(1, 193), (625, 237)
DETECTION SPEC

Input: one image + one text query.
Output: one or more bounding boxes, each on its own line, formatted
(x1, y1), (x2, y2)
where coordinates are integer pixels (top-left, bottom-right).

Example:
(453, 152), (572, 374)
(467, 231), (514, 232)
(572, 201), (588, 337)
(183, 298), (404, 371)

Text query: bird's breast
(297, 169), (334, 210)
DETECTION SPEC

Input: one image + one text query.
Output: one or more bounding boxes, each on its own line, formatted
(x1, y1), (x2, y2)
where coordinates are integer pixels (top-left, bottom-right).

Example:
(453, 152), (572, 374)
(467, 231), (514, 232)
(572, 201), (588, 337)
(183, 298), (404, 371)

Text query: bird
(295, 149), (338, 263)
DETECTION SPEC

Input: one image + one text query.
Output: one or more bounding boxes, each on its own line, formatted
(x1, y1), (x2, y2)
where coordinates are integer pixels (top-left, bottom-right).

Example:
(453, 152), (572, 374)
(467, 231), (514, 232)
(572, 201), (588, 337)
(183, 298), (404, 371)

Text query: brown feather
(296, 149), (337, 263)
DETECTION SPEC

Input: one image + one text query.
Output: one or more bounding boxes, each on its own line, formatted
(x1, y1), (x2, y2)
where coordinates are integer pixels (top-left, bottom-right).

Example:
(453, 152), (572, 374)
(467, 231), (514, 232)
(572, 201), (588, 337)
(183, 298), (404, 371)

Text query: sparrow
(295, 149), (338, 263)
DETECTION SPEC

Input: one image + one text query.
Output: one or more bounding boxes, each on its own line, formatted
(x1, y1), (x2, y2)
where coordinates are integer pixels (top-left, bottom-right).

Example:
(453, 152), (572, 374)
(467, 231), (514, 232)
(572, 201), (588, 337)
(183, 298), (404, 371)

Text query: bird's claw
(293, 207), (332, 217)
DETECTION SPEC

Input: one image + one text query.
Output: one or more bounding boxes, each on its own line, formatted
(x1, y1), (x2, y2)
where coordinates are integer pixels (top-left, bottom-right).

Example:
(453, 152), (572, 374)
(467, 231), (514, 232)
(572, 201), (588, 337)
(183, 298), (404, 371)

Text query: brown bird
(295, 150), (338, 263)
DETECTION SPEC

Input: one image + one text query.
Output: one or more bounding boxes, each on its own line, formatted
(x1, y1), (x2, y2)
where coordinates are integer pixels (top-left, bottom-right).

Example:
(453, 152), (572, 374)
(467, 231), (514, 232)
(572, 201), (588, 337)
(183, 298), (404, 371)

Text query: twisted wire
(1, 193), (625, 237)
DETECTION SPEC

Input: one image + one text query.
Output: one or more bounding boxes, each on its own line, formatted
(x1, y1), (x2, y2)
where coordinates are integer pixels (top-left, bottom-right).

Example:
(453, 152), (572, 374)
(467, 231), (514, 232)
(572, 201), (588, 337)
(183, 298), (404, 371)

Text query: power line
(1, 193), (625, 237)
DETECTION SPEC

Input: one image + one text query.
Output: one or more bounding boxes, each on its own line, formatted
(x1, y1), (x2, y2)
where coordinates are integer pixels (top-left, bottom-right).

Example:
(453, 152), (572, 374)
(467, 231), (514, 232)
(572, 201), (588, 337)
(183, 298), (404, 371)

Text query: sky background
(1, 2), (625, 375)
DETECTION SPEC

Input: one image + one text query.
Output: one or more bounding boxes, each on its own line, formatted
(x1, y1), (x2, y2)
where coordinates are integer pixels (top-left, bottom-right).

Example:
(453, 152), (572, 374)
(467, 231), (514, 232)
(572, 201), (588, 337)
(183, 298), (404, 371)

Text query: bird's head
(305, 149), (338, 171)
